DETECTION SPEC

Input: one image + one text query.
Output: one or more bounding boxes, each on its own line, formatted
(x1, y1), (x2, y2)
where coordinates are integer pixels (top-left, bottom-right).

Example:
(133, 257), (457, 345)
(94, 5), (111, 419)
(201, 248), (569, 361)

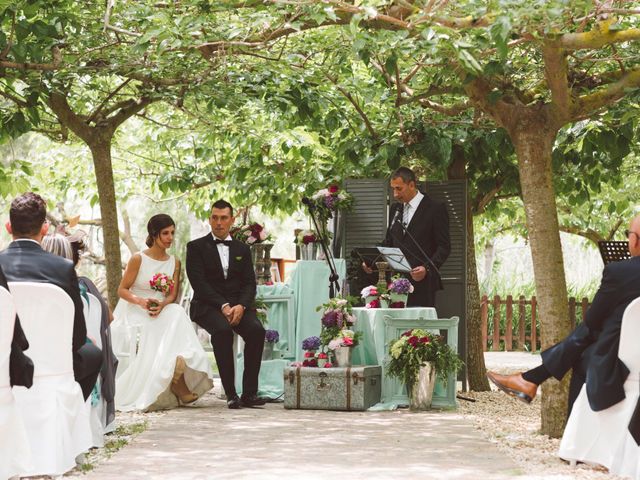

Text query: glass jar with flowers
(317, 296), (362, 367)
(295, 228), (319, 260)
(263, 329), (279, 361)
(387, 276), (414, 308)
(387, 329), (463, 410)
(301, 336), (320, 366)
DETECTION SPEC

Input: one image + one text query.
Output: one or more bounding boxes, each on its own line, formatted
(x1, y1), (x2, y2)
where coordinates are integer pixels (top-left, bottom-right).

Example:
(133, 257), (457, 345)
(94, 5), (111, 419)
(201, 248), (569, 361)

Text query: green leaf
(457, 49), (482, 74)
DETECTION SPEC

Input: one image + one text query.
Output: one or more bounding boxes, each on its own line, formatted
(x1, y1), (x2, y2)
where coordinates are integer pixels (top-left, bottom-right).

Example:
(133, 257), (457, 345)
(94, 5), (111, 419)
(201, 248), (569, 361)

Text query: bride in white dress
(112, 214), (213, 411)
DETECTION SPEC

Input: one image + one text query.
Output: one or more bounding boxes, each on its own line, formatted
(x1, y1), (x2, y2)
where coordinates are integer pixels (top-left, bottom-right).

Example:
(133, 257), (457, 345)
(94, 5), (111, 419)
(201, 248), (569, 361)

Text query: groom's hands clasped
(222, 304), (245, 326)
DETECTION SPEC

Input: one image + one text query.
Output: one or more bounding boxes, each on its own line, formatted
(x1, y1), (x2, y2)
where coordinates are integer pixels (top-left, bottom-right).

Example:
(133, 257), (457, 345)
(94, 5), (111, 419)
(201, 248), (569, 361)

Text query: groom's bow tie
(214, 239), (232, 246)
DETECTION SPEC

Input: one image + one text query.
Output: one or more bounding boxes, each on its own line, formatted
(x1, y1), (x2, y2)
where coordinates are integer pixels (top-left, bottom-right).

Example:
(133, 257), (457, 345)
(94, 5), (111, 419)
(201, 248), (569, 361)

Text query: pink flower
(342, 337), (354, 346)
(259, 230), (267, 241)
(323, 362), (333, 368)
(328, 185), (339, 193)
(246, 236), (256, 244)
(317, 352), (328, 359)
(265, 280), (274, 286)
(366, 299), (381, 309)
(304, 351), (315, 358)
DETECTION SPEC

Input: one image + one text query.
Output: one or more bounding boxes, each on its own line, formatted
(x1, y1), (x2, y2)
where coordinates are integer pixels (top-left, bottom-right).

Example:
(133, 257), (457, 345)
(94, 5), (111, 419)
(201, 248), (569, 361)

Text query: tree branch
(560, 22), (640, 50)
(574, 67), (640, 119)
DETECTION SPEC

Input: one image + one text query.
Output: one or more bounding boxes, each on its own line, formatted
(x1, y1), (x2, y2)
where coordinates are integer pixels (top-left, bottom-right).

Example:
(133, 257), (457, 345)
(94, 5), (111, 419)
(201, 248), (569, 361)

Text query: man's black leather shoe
(241, 394), (267, 407)
(227, 395), (242, 409)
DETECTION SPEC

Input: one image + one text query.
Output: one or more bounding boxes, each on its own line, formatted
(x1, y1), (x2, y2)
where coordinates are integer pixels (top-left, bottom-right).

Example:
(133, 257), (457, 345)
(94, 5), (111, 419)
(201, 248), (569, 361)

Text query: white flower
(336, 298), (348, 307)
(246, 236), (256, 244)
(259, 230), (267, 241)
(328, 338), (342, 351)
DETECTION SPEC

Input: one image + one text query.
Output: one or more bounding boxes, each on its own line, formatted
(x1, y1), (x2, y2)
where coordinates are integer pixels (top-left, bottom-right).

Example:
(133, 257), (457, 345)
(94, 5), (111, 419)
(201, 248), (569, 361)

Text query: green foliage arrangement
(387, 329), (463, 392)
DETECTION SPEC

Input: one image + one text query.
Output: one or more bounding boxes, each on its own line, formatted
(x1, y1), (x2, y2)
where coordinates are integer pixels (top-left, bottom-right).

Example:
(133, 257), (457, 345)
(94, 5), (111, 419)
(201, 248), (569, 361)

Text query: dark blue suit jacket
(542, 255), (640, 411)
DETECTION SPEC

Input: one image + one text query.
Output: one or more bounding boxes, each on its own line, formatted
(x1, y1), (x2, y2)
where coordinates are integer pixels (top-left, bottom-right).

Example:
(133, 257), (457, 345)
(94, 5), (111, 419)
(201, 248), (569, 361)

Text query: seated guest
(1, 264), (33, 388)
(0, 192), (102, 400)
(487, 215), (640, 419)
(69, 232), (118, 428)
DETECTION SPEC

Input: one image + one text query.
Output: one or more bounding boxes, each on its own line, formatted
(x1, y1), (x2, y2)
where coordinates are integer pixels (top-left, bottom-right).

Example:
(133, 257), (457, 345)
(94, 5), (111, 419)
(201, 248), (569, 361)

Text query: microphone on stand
(301, 197), (315, 210)
(391, 206), (402, 227)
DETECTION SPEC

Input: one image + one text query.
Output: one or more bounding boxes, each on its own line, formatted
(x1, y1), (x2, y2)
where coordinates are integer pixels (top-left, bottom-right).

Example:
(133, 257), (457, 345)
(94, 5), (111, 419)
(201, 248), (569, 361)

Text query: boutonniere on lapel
(234, 256), (243, 261)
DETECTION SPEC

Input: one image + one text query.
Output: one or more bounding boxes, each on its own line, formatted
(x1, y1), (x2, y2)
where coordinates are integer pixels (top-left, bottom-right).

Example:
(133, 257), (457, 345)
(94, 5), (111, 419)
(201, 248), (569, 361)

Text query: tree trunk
(511, 118), (571, 438)
(447, 146), (490, 391)
(466, 209), (490, 391)
(90, 140), (122, 310)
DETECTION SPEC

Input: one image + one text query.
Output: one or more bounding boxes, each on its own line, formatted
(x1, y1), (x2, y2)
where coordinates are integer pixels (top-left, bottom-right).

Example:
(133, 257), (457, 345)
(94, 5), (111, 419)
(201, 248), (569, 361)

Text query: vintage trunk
(284, 366), (382, 411)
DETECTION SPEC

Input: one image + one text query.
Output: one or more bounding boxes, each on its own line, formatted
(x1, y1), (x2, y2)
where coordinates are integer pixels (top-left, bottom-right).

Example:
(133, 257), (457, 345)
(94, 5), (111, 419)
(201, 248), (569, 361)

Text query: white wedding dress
(111, 253), (213, 411)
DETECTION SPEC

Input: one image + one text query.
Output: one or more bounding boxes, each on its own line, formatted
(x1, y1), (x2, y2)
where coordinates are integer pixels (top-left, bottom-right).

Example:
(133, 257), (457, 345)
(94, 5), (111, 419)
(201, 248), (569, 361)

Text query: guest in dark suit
(186, 199), (266, 409)
(2, 264), (33, 388)
(363, 167), (450, 307)
(0, 192), (102, 400)
(487, 214), (640, 415)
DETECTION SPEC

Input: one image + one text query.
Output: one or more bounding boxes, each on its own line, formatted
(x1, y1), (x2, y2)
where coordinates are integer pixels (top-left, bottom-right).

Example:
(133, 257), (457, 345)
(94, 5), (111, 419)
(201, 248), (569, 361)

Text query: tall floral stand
(251, 243), (274, 284)
(410, 362), (437, 411)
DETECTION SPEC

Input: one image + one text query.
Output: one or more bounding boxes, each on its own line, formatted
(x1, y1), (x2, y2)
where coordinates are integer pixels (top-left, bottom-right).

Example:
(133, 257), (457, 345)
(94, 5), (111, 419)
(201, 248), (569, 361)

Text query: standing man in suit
(0, 192), (102, 399)
(364, 167), (450, 307)
(186, 199), (266, 409)
(487, 214), (640, 416)
(2, 264), (33, 388)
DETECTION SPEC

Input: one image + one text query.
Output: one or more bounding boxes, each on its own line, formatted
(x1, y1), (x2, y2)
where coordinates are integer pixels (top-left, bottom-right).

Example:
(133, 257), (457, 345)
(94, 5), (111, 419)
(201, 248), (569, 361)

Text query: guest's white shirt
(403, 191), (424, 226)
(212, 233), (232, 279)
(14, 238), (40, 245)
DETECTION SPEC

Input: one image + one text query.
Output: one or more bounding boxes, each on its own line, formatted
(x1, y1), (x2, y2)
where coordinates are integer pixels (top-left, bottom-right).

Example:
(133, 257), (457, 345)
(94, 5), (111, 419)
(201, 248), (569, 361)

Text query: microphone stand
(304, 201), (341, 298)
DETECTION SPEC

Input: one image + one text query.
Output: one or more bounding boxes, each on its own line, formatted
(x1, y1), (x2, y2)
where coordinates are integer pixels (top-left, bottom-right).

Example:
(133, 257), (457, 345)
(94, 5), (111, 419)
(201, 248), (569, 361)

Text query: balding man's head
(626, 215), (640, 257)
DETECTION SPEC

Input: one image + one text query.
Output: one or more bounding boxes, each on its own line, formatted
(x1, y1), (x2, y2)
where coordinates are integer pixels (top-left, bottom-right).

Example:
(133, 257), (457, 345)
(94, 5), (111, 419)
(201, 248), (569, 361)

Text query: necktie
(403, 203), (411, 227)
(214, 239), (232, 246)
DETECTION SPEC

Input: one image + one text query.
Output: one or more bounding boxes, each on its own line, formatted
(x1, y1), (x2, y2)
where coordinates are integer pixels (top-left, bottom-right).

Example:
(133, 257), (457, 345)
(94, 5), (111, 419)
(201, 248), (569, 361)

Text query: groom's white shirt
(212, 233), (232, 278)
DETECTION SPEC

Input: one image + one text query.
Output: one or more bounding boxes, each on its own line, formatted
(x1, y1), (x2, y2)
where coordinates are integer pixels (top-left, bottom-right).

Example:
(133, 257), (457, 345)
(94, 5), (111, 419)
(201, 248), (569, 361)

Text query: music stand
(376, 246), (412, 273)
(598, 241), (630, 265)
(353, 247), (383, 270)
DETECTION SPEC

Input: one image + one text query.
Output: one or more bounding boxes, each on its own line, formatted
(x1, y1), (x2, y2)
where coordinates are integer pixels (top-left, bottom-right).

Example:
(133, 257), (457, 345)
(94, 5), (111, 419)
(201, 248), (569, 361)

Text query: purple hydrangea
(389, 277), (413, 294)
(322, 310), (338, 327)
(265, 329), (279, 343)
(302, 335), (321, 351)
(323, 195), (336, 210)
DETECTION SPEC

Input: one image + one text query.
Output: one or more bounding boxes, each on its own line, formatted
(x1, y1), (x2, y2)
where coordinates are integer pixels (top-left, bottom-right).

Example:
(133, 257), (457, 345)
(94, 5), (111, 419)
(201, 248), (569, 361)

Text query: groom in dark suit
(186, 199), (266, 409)
(488, 214), (640, 422)
(364, 167), (450, 307)
(0, 192), (102, 399)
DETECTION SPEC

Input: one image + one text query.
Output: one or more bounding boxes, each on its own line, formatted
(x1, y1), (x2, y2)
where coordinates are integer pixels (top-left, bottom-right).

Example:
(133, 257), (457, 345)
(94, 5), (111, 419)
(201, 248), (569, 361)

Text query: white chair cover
(9, 281), (92, 477)
(559, 297), (640, 478)
(0, 286), (32, 479)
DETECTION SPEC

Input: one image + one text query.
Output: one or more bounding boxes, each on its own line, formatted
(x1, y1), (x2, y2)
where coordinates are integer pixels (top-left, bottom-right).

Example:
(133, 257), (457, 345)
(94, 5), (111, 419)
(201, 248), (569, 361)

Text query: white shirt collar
(406, 190), (424, 210)
(211, 233), (232, 242)
(14, 238), (41, 245)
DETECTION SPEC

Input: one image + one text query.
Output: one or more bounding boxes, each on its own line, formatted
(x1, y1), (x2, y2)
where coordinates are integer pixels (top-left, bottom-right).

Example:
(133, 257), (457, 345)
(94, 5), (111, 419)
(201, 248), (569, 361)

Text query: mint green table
(351, 307), (459, 409)
(257, 283), (295, 359)
(235, 357), (289, 399)
(288, 259), (346, 360)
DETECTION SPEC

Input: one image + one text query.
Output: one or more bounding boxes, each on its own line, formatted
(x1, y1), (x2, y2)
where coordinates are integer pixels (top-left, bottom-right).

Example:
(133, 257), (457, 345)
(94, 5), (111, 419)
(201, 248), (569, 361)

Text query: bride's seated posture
(112, 214), (213, 411)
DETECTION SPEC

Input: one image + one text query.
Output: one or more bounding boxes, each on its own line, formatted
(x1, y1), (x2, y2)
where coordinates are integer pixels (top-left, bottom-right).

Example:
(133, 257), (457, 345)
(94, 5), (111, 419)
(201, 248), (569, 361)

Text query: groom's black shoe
(227, 395), (242, 409)
(241, 394), (267, 407)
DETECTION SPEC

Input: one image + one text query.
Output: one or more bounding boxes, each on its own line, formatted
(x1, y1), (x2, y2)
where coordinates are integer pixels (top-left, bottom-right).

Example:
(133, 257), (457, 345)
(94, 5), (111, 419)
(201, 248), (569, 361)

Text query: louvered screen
(427, 179), (467, 386)
(341, 178), (389, 295)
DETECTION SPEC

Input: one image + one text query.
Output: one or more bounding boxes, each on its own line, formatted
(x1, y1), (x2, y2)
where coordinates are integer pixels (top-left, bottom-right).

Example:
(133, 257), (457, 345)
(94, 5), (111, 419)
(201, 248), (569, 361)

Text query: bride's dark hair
(146, 214), (175, 247)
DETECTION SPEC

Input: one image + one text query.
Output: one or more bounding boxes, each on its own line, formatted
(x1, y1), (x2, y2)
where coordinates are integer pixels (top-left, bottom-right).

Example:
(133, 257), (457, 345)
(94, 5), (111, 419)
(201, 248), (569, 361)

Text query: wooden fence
(481, 295), (591, 352)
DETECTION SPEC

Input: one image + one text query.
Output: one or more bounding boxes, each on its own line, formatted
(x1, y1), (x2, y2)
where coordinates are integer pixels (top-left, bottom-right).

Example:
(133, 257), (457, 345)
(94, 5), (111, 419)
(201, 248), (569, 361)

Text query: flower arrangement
(387, 329), (463, 393)
(149, 273), (174, 296)
(316, 296), (361, 349)
(360, 285), (380, 298)
(327, 329), (357, 351)
(360, 284), (390, 309)
(254, 298), (269, 324)
(311, 184), (354, 218)
(388, 276), (415, 295)
(295, 229), (318, 245)
(302, 335), (321, 352)
(265, 329), (279, 344)
(231, 222), (271, 245)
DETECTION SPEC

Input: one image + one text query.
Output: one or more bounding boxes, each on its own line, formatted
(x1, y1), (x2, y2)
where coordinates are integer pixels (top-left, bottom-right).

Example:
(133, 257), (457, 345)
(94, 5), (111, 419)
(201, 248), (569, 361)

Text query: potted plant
(387, 276), (414, 308)
(387, 329), (463, 410)
(316, 351), (329, 368)
(263, 329), (279, 361)
(301, 336), (320, 366)
(317, 296), (362, 367)
(295, 229), (319, 260)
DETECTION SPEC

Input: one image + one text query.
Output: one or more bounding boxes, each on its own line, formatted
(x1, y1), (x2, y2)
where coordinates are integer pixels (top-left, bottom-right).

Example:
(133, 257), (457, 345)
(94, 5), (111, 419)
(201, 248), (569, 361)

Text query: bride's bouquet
(149, 273), (174, 296)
